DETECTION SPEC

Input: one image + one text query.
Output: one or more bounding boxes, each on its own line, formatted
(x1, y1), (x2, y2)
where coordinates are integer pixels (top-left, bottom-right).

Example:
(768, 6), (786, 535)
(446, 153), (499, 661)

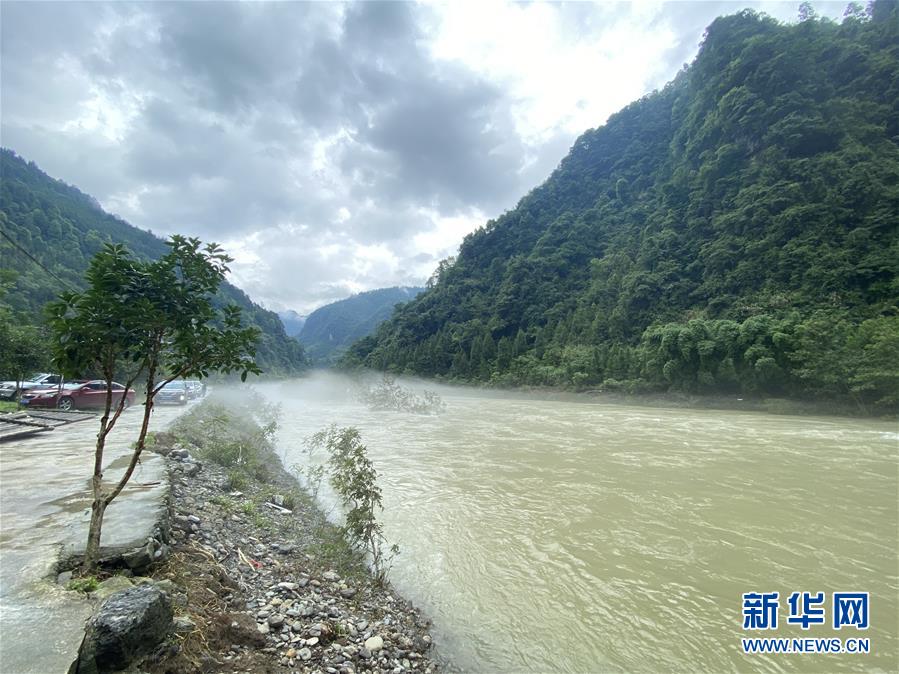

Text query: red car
(20, 380), (136, 411)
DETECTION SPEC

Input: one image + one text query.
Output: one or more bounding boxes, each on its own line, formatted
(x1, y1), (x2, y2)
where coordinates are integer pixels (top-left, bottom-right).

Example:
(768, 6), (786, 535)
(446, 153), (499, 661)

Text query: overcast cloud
(1, 1), (846, 313)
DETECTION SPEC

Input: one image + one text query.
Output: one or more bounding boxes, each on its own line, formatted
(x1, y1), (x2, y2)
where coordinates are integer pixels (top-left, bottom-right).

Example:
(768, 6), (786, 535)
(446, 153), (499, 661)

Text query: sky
(1, 1), (847, 315)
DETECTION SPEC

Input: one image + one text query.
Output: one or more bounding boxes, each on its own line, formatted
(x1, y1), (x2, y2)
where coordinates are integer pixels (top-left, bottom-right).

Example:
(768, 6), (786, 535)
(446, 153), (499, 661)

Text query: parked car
(0, 373), (64, 400)
(156, 380), (189, 405)
(19, 380), (136, 411)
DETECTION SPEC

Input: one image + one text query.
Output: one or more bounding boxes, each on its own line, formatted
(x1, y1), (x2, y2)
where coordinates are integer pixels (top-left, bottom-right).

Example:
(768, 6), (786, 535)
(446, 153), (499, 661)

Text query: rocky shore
(66, 397), (443, 674)
(140, 431), (441, 674)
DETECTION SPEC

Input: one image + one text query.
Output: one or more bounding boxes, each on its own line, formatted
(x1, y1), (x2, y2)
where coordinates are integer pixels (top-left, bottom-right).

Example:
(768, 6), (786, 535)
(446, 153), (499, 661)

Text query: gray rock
(173, 615), (196, 634)
(122, 540), (155, 570)
(268, 614), (284, 628)
(79, 584), (173, 673)
(182, 462), (201, 477)
(298, 647), (312, 661)
(322, 570), (340, 582)
(57, 570), (73, 585)
(153, 579), (180, 595)
(91, 575), (134, 602)
(152, 543), (170, 561)
(340, 588), (357, 599)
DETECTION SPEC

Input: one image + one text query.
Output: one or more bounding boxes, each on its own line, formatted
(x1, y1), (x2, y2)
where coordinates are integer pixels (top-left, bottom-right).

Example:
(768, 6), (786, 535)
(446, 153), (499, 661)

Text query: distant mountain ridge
(278, 309), (308, 337)
(0, 148), (308, 374)
(345, 4), (899, 412)
(300, 286), (424, 363)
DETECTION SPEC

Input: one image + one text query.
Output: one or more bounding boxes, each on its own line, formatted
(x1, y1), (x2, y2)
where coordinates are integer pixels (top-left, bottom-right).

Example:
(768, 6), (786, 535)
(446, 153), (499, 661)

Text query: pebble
(298, 647), (312, 661)
(364, 635), (384, 652)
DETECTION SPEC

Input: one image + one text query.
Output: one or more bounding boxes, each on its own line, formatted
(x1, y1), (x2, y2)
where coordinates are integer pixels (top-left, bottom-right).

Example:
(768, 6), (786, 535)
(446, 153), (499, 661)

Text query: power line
(0, 226), (78, 291)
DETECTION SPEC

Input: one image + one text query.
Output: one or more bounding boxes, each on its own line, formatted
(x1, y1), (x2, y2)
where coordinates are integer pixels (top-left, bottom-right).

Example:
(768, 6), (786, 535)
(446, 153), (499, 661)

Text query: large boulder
(78, 584), (173, 673)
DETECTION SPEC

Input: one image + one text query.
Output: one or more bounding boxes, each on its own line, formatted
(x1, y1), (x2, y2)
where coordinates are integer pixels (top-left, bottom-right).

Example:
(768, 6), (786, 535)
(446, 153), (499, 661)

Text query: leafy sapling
(47, 236), (261, 572)
(306, 425), (399, 583)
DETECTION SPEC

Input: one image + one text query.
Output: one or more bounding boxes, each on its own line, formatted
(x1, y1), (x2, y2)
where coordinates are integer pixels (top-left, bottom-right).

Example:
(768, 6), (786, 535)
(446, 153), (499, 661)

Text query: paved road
(0, 403), (188, 674)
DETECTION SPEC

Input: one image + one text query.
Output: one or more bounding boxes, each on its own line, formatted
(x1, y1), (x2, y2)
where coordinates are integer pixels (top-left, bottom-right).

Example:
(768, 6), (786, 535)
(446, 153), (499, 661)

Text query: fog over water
(258, 372), (898, 673)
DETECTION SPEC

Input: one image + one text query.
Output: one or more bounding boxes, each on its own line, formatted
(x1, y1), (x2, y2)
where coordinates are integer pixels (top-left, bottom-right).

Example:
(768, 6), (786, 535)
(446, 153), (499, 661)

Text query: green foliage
(47, 237), (265, 571)
(355, 374), (445, 414)
(47, 236), (261, 392)
(343, 3), (899, 413)
(299, 287), (424, 364)
(66, 576), (99, 593)
(306, 425), (398, 583)
(0, 272), (49, 382)
(173, 391), (281, 481)
(0, 149), (308, 376)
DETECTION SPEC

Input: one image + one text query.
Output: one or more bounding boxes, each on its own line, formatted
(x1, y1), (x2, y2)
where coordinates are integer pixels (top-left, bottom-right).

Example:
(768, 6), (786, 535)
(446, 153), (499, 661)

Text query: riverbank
(111, 394), (438, 674)
(396, 372), (896, 420)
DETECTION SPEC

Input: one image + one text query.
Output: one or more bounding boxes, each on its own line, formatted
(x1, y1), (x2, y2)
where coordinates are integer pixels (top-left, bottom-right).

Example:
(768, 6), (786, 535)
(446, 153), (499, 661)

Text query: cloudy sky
(1, 1), (845, 314)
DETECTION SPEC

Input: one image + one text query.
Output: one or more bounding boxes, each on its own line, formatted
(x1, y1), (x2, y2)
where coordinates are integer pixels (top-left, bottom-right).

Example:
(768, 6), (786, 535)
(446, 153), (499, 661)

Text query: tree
(47, 236), (261, 572)
(306, 425), (398, 583)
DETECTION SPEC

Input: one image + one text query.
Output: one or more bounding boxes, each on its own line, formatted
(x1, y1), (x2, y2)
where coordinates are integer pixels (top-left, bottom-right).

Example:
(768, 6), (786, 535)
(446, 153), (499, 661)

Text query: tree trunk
(82, 476), (107, 573)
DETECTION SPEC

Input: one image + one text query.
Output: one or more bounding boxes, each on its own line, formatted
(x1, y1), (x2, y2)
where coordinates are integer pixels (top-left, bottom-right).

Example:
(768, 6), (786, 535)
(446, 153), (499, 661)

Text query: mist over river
(258, 373), (898, 673)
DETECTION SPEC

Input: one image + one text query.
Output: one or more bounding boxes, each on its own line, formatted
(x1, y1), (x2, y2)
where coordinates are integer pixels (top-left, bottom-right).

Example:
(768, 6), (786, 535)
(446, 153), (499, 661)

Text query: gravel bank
(142, 431), (442, 674)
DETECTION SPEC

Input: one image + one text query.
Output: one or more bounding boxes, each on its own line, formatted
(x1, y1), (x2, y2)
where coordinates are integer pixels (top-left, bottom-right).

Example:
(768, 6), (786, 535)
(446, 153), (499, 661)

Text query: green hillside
(345, 4), (899, 412)
(0, 148), (307, 375)
(300, 286), (424, 364)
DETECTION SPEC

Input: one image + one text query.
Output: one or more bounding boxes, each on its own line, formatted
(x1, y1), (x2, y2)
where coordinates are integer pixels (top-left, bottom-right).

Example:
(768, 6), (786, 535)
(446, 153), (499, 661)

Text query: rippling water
(261, 373), (898, 673)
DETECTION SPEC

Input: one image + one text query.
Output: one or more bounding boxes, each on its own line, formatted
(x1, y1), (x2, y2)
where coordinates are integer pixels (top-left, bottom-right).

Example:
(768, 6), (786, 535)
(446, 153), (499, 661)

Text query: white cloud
(3, 0), (848, 315)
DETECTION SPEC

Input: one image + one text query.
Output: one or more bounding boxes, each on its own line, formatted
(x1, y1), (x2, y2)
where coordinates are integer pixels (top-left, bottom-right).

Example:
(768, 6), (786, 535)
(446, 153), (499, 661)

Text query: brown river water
(260, 373), (898, 674)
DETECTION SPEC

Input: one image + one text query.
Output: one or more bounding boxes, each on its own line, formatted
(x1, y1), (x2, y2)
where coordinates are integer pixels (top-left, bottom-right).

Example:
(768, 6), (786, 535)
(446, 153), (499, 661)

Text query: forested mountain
(278, 309), (308, 337)
(345, 3), (899, 412)
(0, 149), (308, 374)
(300, 287), (424, 363)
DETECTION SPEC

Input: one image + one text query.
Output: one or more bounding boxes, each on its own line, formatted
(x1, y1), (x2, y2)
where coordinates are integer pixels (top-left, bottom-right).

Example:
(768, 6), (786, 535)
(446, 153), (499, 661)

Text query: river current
(260, 373), (898, 673)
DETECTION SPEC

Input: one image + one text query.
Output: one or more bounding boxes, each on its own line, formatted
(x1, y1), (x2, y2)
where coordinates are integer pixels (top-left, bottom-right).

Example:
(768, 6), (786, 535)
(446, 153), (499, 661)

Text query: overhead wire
(0, 226), (78, 291)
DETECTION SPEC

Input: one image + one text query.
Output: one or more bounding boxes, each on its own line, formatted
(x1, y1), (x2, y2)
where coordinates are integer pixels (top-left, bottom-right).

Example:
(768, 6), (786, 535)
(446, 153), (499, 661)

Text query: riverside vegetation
(344, 3), (899, 414)
(355, 375), (446, 415)
(129, 392), (438, 673)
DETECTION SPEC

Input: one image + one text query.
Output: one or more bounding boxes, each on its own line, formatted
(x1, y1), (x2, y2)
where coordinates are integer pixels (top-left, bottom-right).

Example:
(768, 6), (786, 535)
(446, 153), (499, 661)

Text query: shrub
(306, 425), (398, 583)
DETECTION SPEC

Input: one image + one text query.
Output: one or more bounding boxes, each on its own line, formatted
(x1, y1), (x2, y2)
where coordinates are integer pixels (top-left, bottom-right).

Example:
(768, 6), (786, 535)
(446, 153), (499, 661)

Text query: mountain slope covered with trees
(300, 287), (424, 363)
(0, 149), (307, 375)
(345, 3), (899, 412)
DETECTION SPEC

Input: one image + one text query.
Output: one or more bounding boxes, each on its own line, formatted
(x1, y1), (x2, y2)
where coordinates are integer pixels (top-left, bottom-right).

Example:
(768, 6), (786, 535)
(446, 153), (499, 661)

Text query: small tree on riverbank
(307, 425), (398, 583)
(47, 236), (260, 572)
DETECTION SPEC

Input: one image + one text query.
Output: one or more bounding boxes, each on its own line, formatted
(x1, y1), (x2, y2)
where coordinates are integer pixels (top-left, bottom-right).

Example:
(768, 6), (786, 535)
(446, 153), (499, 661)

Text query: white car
(0, 373), (63, 400)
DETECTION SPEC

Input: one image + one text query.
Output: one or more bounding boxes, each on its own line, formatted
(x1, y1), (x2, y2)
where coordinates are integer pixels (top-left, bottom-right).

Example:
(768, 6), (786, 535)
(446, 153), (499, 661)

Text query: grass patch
(67, 576), (99, 593)
(240, 501), (256, 515)
(209, 494), (236, 514)
(0, 401), (20, 413)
